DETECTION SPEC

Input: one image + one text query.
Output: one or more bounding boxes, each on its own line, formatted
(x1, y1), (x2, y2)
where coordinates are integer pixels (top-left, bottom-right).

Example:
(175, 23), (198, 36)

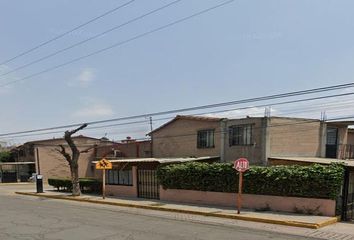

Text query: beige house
(15, 136), (151, 182)
(16, 136), (102, 182)
(149, 115), (354, 165)
(95, 137), (151, 160)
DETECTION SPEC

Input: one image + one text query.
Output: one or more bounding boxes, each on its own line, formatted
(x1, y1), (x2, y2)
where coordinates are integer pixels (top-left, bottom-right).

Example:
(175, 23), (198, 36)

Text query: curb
(15, 192), (338, 229)
(1, 183), (34, 186)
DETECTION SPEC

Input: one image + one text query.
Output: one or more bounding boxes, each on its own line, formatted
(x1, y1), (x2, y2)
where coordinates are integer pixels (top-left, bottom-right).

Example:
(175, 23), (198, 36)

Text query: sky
(1, 0), (354, 145)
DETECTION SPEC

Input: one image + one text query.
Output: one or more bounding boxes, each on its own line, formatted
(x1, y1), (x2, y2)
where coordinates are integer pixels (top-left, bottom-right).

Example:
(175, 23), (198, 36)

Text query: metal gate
(1, 172), (17, 183)
(137, 169), (159, 199)
(342, 169), (354, 221)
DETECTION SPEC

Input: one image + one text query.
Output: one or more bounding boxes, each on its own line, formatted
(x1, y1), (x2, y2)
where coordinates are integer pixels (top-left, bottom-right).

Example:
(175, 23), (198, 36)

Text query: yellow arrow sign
(96, 158), (112, 170)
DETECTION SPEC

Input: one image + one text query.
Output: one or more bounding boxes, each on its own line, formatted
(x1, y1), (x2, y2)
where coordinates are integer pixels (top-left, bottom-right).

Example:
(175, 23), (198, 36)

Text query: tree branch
(56, 145), (71, 164)
(64, 124), (88, 161)
(66, 123), (88, 136)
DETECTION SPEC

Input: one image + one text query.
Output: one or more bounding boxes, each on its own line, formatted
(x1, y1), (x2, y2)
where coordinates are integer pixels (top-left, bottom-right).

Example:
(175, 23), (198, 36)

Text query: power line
(0, 83), (353, 138)
(0, 0), (235, 88)
(0, 0), (183, 78)
(191, 92), (354, 117)
(3, 119), (151, 139)
(0, 0), (136, 66)
(14, 114), (354, 148)
(1, 90), (354, 141)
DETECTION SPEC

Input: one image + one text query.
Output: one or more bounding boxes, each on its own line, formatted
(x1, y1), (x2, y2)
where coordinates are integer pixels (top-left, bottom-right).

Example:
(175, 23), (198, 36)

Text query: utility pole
(149, 117), (153, 157)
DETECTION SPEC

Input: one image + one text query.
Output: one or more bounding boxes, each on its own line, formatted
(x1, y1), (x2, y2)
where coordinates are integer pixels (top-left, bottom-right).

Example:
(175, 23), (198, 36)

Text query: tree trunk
(70, 163), (81, 196)
(57, 124), (87, 197)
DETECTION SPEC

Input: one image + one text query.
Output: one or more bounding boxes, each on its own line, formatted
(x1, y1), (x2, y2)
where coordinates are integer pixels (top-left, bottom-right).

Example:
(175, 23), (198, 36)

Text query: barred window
(229, 124), (253, 146)
(197, 129), (215, 148)
(106, 168), (133, 186)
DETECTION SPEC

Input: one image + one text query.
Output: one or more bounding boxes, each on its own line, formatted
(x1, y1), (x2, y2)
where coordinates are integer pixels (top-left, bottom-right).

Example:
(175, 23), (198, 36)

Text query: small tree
(0, 151), (14, 162)
(57, 124), (88, 196)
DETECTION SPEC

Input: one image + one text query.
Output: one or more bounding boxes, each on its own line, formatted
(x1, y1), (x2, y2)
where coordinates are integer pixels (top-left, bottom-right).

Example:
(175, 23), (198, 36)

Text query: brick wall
(152, 118), (220, 158)
(223, 118), (265, 164)
(269, 118), (322, 157)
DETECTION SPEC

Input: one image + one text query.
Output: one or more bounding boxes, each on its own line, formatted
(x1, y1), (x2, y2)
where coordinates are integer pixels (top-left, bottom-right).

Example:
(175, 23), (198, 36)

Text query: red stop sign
(233, 158), (249, 172)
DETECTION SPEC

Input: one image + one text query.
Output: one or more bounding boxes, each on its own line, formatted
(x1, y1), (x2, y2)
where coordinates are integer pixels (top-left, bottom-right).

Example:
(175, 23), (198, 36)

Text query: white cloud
(78, 68), (95, 86)
(205, 107), (272, 119)
(73, 103), (114, 118)
(67, 68), (95, 87)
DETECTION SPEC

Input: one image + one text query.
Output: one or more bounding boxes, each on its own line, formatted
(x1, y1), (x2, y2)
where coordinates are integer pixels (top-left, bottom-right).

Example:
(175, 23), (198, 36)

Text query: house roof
(269, 157), (354, 167)
(24, 135), (102, 145)
(92, 156), (219, 164)
(327, 121), (354, 127)
(148, 115), (224, 135)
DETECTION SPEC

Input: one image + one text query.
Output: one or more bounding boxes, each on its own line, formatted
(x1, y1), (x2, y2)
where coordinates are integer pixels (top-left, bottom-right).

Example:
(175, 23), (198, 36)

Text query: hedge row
(157, 162), (345, 200)
(48, 178), (101, 193)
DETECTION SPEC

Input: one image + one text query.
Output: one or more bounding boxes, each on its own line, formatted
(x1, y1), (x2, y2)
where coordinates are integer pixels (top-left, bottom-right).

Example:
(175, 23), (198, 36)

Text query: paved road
(0, 185), (319, 240)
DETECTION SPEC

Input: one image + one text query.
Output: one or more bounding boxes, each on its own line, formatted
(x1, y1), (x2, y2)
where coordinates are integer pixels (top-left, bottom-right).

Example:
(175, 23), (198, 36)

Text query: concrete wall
(269, 118), (322, 158)
(160, 188), (336, 216)
(223, 118), (265, 164)
(152, 119), (221, 158)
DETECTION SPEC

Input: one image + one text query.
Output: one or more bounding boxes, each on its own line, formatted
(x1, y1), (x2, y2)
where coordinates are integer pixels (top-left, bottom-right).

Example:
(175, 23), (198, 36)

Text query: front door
(137, 169), (159, 199)
(326, 128), (338, 158)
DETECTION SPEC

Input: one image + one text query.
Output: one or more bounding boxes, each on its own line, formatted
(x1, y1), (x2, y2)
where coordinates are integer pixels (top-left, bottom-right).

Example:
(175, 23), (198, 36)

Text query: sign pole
(237, 171), (243, 214)
(233, 158), (249, 215)
(102, 168), (106, 199)
(96, 158), (112, 200)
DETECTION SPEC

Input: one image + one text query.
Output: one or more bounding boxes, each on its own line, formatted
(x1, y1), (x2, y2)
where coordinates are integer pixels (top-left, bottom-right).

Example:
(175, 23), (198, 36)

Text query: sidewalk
(15, 189), (339, 229)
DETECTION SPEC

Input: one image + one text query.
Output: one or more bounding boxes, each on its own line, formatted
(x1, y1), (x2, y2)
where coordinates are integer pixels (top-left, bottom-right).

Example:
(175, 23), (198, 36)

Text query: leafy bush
(157, 162), (345, 200)
(48, 178), (101, 193)
(0, 151), (14, 162)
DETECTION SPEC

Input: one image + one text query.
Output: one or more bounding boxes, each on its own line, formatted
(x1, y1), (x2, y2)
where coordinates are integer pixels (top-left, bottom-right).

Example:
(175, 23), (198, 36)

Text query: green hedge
(48, 178), (101, 193)
(157, 162), (345, 200)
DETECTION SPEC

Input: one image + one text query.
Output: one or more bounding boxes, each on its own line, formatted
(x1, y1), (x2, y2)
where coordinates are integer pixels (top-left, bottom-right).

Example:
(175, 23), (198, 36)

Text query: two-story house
(149, 115), (353, 165)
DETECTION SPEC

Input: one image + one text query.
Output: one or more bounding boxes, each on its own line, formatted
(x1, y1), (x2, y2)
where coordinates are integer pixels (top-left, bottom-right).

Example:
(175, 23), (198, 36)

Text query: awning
(269, 157), (354, 167)
(327, 121), (354, 127)
(92, 156), (219, 164)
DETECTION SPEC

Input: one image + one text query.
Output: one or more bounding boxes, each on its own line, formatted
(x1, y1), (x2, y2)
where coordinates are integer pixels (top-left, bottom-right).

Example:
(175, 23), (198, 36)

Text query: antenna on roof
(321, 111), (327, 121)
(264, 106), (271, 118)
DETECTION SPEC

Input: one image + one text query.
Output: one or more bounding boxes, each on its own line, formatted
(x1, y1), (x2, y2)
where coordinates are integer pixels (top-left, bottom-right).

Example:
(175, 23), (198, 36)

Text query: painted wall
(105, 166), (138, 198)
(160, 188), (336, 217)
(348, 130), (354, 145)
(152, 118), (221, 158)
(96, 141), (152, 159)
(223, 118), (265, 164)
(269, 118), (322, 158)
(35, 138), (99, 182)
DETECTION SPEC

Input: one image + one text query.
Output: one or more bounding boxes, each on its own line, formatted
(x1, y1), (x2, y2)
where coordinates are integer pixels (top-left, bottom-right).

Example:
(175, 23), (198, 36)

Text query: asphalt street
(0, 185), (320, 240)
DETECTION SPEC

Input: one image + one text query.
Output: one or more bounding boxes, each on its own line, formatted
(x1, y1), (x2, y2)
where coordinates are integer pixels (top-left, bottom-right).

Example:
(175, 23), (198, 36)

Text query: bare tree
(57, 124), (88, 196)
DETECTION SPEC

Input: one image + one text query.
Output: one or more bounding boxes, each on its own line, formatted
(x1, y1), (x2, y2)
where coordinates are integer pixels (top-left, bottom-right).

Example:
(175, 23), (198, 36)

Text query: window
(113, 150), (123, 158)
(197, 129), (215, 148)
(106, 168), (133, 185)
(229, 124), (253, 146)
(18, 149), (25, 157)
(326, 128), (338, 145)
